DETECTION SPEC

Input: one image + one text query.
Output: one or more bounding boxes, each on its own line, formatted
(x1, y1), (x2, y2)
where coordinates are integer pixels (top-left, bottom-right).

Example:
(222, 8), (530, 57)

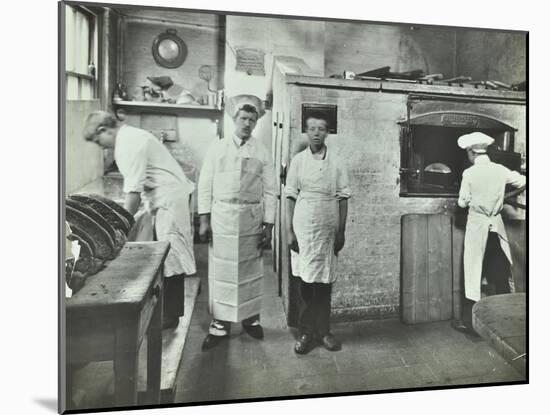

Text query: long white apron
(208, 157), (264, 322)
(145, 184), (197, 277)
(464, 209), (513, 301)
(291, 158), (339, 284)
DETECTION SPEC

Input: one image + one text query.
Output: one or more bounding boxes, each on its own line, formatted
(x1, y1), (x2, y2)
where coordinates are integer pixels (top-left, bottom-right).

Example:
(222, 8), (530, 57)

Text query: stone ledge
(472, 293), (526, 376)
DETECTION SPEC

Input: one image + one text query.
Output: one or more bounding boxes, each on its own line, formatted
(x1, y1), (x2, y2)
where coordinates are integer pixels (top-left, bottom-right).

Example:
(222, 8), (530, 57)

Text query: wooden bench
(65, 241), (169, 408)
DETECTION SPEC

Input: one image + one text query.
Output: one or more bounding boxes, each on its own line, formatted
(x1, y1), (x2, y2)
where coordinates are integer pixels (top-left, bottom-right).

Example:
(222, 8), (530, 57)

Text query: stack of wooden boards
(65, 194), (135, 293)
(338, 66), (526, 90)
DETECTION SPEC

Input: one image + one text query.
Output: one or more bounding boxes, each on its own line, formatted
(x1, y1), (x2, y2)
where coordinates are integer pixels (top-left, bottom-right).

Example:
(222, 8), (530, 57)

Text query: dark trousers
(298, 280), (332, 337)
(482, 232), (513, 296)
(164, 274), (185, 320)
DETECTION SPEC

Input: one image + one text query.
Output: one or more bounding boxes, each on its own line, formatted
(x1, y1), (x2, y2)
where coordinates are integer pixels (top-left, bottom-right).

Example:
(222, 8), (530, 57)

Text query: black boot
(201, 334), (228, 351)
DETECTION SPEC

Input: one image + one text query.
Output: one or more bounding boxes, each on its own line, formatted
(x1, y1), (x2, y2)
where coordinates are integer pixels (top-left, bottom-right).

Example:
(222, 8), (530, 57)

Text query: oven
(399, 94), (522, 197)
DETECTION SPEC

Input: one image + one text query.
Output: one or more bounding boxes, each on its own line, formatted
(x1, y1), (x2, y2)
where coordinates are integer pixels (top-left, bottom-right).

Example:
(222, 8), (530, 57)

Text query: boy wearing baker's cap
(453, 132), (525, 332)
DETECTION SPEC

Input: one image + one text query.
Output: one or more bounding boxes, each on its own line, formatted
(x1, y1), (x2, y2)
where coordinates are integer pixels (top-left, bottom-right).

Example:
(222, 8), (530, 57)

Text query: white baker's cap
(225, 94), (266, 119)
(457, 132), (494, 153)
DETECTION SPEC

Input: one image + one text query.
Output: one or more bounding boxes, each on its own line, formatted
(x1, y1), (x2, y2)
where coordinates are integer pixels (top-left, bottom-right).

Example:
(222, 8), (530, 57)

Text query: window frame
(65, 4), (98, 100)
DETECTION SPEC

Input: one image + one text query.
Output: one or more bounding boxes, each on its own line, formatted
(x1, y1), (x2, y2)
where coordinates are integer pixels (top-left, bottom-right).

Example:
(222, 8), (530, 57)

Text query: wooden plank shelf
(113, 100), (223, 115)
(287, 75), (527, 103)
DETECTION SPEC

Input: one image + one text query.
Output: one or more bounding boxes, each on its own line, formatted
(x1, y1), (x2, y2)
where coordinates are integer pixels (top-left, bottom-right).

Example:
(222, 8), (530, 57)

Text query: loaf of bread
(74, 255), (104, 275)
(66, 206), (116, 260)
(67, 222), (99, 258)
(67, 233), (94, 258)
(76, 193), (135, 229)
(68, 271), (87, 294)
(69, 194), (132, 234)
(66, 225), (106, 292)
(65, 194), (135, 292)
(66, 199), (120, 244)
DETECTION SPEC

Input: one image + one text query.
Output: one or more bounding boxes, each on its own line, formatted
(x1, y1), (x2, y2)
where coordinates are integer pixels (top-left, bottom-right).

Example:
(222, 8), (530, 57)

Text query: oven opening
(411, 125), (466, 193)
(399, 112), (520, 198)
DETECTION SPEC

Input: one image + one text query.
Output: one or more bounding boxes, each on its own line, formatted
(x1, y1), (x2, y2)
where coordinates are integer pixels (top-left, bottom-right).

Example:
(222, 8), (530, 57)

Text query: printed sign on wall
(236, 48), (266, 76)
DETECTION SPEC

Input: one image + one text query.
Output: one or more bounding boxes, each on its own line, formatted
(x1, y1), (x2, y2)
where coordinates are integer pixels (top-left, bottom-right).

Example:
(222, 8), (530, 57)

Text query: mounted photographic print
(59, 0), (527, 413)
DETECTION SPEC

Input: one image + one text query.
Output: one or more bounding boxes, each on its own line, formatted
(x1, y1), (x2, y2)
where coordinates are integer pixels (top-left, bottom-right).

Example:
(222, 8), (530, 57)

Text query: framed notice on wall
(235, 47), (266, 76)
(58, 0), (528, 414)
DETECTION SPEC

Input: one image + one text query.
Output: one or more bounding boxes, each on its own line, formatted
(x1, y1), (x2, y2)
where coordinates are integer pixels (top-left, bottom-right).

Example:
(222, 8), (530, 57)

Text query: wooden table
(66, 242), (169, 407)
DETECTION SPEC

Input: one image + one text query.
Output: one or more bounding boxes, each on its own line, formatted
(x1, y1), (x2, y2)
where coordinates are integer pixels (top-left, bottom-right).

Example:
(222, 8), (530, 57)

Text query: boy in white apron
(83, 111), (197, 329)
(197, 96), (277, 351)
(453, 132), (525, 332)
(285, 113), (351, 354)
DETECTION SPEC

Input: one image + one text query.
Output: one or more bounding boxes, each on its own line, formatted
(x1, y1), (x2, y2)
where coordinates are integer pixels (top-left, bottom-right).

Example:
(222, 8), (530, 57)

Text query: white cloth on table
(458, 155), (525, 301)
(115, 124), (196, 277)
(284, 147), (351, 284)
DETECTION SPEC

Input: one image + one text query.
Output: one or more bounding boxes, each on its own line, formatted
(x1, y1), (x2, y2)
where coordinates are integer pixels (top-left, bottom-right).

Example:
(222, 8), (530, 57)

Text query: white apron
(208, 157), (264, 322)
(464, 209), (513, 301)
(127, 210), (154, 242)
(144, 184), (197, 277)
(291, 158), (339, 284)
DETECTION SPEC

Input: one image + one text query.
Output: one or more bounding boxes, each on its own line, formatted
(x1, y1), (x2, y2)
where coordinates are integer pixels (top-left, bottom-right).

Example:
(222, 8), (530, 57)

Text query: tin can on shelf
(216, 90), (224, 109)
(207, 93), (216, 107)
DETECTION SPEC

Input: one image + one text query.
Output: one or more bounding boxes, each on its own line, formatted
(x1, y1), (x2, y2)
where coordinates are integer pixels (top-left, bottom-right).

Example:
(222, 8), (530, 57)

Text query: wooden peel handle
(504, 185), (526, 209)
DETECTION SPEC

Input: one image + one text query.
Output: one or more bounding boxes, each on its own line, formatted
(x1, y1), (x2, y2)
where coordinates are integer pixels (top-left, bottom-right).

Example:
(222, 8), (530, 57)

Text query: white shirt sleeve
(284, 154), (300, 200)
(336, 161), (352, 200)
(506, 169), (526, 188)
(458, 170), (471, 208)
(197, 141), (217, 215)
(119, 141), (148, 194)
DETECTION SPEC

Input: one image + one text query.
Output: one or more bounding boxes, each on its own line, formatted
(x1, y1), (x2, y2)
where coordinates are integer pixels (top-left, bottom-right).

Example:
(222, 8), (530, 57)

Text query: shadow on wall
(324, 23), (456, 77)
(456, 30), (526, 85)
(66, 100), (103, 194)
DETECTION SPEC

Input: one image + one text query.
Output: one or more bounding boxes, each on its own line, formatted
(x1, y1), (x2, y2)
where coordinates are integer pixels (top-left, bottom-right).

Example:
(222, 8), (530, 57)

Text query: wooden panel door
(428, 214), (453, 321)
(401, 214), (429, 323)
(452, 214), (467, 320)
(401, 214), (453, 323)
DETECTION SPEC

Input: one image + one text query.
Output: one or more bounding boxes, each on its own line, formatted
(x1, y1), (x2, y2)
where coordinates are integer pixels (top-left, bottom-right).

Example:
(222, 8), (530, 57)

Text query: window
(301, 104), (338, 134)
(65, 5), (98, 100)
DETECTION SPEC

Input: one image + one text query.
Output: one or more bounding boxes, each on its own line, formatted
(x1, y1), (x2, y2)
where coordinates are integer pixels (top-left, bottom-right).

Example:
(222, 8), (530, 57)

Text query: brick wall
(324, 23), (457, 78)
(66, 100), (103, 194)
(456, 30), (526, 85)
(122, 18), (223, 99)
(287, 84), (525, 321)
(324, 22), (526, 86)
(224, 15), (326, 153)
(119, 15), (224, 183)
